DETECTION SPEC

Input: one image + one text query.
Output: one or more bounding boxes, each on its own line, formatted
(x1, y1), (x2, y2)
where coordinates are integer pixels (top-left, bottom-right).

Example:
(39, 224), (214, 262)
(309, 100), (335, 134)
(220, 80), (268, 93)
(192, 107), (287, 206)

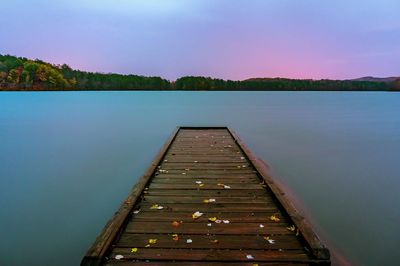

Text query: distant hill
(351, 76), (400, 83)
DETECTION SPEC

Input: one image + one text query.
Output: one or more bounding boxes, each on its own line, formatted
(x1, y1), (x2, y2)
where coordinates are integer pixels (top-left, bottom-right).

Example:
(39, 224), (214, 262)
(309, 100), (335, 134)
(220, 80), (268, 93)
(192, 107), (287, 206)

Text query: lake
(0, 91), (399, 265)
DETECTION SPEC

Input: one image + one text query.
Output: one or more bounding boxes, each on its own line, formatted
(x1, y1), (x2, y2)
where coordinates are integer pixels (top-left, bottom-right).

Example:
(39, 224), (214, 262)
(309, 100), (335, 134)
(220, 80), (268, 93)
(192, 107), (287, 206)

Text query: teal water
(0, 91), (399, 265)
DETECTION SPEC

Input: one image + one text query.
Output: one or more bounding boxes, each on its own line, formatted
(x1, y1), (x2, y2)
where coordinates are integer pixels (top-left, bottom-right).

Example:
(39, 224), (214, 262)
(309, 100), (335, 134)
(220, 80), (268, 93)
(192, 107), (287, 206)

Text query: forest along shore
(1, 54), (399, 91)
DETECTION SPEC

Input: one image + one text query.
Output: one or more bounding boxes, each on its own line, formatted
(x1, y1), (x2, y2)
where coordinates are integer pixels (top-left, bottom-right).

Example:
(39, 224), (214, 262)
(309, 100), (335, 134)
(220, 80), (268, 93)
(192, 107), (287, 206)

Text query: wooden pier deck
(82, 127), (330, 266)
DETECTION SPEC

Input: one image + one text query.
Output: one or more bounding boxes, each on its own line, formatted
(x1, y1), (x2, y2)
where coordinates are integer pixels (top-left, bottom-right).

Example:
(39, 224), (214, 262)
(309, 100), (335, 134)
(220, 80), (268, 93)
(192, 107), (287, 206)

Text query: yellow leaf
(199, 183), (205, 187)
(150, 204), (159, 209)
(192, 211), (203, 219)
(208, 217), (217, 222)
(270, 215), (280, 222)
(172, 234), (179, 241)
(131, 248), (138, 253)
(145, 244), (150, 247)
(203, 199), (209, 203)
(287, 225), (296, 232)
(148, 239), (157, 244)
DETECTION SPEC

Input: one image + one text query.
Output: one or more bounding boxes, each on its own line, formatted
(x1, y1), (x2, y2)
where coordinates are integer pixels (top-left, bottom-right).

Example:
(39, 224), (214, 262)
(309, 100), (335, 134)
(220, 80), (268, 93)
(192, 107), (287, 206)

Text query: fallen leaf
(287, 225), (296, 232)
(131, 248), (138, 253)
(171, 221), (181, 227)
(195, 181), (202, 184)
(259, 224), (265, 228)
(208, 217), (217, 222)
(150, 204), (164, 210)
(145, 244), (150, 247)
(148, 239), (157, 244)
(215, 219), (222, 224)
(223, 220), (230, 224)
(223, 185), (231, 189)
(115, 255), (124, 260)
(192, 211), (203, 219)
(246, 254), (254, 259)
(133, 210), (140, 214)
(268, 239), (275, 244)
(210, 239), (219, 244)
(199, 183), (205, 187)
(172, 234), (179, 241)
(207, 223), (212, 227)
(203, 198), (216, 203)
(186, 239), (193, 243)
(270, 215), (280, 222)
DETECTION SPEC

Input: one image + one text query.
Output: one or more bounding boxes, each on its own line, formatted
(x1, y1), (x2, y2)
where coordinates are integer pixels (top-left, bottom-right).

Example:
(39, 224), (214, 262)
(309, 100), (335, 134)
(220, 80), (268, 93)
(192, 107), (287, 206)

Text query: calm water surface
(0, 91), (399, 266)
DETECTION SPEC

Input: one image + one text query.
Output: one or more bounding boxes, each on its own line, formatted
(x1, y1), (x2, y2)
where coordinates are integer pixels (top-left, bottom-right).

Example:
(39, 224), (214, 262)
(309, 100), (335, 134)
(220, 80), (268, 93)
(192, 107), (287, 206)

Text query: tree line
(0, 55), (169, 90)
(1, 54), (398, 91)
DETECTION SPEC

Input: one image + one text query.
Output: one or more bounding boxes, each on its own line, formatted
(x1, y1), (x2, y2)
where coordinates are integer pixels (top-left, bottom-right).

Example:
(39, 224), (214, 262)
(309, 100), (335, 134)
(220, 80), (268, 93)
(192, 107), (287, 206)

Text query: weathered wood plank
(129, 211), (289, 223)
(137, 202), (279, 212)
(142, 195), (273, 204)
(124, 221), (293, 234)
(105, 262), (309, 266)
(108, 248), (309, 261)
(142, 189), (268, 197)
(148, 183), (262, 190)
(116, 234), (303, 249)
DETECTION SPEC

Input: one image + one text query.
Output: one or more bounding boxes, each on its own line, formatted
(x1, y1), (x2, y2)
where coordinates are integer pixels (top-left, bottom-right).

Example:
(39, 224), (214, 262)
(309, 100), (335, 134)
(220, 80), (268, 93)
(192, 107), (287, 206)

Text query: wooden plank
(142, 195), (273, 204)
(105, 262), (309, 266)
(108, 248), (309, 261)
(116, 234), (303, 249)
(151, 177), (260, 183)
(148, 183), (262, 190)
(142, 189), (268, 197)
(129, 211), (289, 223)
(137, 202), (279, 212)
(124, 221), (292, 234)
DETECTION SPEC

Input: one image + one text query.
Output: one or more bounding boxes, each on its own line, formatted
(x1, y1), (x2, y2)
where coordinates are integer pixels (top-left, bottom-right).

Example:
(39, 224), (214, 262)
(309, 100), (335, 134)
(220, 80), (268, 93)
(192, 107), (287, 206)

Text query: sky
(1, 0), (399, 80)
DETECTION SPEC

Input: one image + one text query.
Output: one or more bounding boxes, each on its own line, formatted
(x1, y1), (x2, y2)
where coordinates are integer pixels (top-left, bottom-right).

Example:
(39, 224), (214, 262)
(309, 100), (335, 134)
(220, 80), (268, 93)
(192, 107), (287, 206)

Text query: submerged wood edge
(227, 127), (330, 261)
(81, 127), (180, 266)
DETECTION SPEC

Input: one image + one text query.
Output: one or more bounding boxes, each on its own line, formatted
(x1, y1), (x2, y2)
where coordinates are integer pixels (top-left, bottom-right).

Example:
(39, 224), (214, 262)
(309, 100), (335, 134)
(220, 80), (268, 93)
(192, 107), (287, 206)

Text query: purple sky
(1, 0), (399, 80)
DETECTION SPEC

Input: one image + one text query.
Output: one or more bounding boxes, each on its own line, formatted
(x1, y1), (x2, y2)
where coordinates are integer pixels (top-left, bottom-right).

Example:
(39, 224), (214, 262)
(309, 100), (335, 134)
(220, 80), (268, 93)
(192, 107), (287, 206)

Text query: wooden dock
(82, 127), (330, 265)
